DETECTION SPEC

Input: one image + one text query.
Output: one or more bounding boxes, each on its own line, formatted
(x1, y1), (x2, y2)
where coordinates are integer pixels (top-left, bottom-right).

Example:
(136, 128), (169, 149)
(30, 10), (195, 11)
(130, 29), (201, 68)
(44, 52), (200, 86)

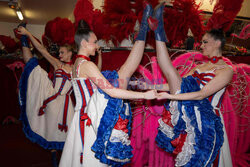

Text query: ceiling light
(16, 10), (23, 20)
(8, 1), (18, 9)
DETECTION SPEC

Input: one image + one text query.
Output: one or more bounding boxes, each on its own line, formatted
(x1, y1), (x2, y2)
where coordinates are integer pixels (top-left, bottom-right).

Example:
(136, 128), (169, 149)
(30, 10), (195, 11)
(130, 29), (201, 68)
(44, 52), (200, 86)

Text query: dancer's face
(59, 46), (72, 63)
(200, 33), (220, 57)
(86, 32), (99, 56)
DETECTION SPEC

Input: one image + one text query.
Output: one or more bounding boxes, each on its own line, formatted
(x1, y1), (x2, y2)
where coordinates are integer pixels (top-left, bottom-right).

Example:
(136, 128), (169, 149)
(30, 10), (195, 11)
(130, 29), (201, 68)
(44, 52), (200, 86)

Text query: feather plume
(206, 0), (244, 31)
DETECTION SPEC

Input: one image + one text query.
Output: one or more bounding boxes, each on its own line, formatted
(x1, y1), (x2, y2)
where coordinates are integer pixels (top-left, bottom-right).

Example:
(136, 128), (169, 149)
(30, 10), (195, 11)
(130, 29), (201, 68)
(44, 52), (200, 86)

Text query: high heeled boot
(135, 1), (153, 41)
(18, 22), (30, 48)
(20, 35), (29, 48)
(148, 3), (168, 42)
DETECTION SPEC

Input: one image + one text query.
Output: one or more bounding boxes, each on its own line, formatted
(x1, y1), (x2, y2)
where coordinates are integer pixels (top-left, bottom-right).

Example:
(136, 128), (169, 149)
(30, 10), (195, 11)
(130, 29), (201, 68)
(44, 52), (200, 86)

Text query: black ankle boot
(135, 1), (153, 41)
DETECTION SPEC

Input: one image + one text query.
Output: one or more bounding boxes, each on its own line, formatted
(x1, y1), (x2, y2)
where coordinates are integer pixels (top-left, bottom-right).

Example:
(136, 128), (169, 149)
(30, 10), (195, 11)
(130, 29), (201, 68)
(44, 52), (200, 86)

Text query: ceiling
(0, 0), (77, 25)
(0, 0), (249, 25)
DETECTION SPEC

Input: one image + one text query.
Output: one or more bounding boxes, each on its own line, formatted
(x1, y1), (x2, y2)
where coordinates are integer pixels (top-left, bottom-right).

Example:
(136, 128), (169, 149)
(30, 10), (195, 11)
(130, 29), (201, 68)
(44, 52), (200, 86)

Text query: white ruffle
(158, 118), (175, 138)
(124, 103), (130, 116)
(175, 106), (196, 167)
(170, 91), (181, 126)
(109, 129), (131, 145)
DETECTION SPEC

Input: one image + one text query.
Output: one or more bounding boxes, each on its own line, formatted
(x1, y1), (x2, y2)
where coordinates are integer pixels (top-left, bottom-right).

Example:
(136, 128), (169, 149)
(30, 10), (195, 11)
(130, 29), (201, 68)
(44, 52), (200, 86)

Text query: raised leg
(18, 23), (33, 63)
(118, 1), (153, 89)
(156, 41), (181, 94)
(150, 3), (181, 94)
(21, 35), (33, 63)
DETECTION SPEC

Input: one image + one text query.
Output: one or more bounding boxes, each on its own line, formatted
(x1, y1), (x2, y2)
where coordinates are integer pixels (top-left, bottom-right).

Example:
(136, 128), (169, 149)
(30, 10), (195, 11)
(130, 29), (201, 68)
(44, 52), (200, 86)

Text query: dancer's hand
(17, 26), (30, 36)
(97, 47), (102, 56)
(144, 89), (157, 99)
(157, 92), (171, 100)
(96, 47), (102, 70)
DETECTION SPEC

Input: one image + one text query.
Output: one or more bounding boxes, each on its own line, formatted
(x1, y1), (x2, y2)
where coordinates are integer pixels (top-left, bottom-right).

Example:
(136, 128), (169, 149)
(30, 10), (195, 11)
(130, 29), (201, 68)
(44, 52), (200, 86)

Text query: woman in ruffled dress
(149, 3), (233, 167)
(18, 25), (79, 167)
(59, 2), (156, 167)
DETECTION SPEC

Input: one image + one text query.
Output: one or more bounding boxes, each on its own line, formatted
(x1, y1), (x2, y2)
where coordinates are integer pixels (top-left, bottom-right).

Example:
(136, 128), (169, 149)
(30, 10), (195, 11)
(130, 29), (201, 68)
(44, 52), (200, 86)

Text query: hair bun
(217, 28), (224, 33)
(77, 20), (90, 31)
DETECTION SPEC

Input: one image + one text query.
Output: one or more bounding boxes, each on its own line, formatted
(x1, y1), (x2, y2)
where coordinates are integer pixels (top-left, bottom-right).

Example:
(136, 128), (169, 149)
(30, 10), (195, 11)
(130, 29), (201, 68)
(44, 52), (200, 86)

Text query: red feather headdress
(206, 0), (244, 31)
(43, 17), (75, 46)
(163, 0), (205, 46)
(0, 35), (19, 53)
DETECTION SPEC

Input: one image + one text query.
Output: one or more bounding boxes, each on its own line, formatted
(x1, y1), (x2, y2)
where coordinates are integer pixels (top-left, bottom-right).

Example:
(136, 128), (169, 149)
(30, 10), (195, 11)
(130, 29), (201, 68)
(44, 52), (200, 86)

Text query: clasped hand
(144, 90), (171, 100)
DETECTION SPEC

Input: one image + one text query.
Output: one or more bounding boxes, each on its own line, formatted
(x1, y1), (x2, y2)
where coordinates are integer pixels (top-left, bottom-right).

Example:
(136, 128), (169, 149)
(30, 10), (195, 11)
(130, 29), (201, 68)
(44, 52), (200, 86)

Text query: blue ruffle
(155, 100), (187, 153)
(19, 58), (64, 150)
(155, 130), (175, 153)
(156, 76), (224, 167)
(91, 70), (133, 166)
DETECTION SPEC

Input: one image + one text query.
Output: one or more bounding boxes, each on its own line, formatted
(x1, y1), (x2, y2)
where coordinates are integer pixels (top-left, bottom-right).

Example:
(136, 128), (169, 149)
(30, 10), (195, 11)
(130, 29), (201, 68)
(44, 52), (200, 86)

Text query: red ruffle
(114, 115), (129, 133)
(162, 107), (174, 128)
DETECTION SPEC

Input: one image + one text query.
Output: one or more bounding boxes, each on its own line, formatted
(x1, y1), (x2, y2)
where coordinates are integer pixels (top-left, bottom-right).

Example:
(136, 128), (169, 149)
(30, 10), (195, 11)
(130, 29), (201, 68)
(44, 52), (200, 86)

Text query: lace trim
(109, 129), (131, 145)
(169, 99), (180, 126)
(105, 154), (130, 163)
(158, 118), (175, 138)
(76, 59), (87, 78)
(175, 106), (196, 166)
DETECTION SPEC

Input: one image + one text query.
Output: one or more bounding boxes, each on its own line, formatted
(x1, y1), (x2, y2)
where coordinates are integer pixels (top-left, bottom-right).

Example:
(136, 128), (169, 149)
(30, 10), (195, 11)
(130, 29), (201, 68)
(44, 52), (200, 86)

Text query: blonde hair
(60, 44), (76, 54)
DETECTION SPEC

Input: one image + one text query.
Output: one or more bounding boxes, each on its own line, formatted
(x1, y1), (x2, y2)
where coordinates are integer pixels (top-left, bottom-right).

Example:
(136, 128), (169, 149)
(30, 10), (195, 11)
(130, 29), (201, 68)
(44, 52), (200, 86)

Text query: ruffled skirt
(19, 58), (74, 150)
(155, 76), (232, 167)
(60, 70), (133, 167)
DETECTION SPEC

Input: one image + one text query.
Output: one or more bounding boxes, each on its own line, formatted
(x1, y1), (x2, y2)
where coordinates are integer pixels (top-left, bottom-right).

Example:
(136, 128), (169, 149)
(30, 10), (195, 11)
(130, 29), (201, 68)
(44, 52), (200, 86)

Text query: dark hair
(74, 20), (93, 48)
(207, 29), (226, 51)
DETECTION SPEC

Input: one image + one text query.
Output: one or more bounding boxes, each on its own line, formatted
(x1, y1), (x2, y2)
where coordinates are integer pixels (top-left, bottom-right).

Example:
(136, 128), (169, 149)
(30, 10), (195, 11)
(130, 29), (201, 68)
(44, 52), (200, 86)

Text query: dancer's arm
(79, 61), (156, 100)
(157, 67), (233, 100)
(18, 26), (62, 69)
(129, 80), (169, 91)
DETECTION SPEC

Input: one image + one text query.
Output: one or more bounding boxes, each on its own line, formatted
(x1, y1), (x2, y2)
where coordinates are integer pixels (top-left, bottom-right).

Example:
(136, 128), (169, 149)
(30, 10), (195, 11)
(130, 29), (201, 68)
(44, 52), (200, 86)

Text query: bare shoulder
(79, 60), (96, 70)
(73, 59), (97, 78)
(183, 65), (201, 77)
(75, 59), (94, 68)
(215, 64), (234, 80)
(216, 64), (233, 74)
(77, 60), (99, 75)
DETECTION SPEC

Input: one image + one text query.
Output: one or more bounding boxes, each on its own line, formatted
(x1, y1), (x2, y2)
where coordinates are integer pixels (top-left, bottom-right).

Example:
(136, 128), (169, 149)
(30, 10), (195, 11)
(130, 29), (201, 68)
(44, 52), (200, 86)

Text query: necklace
(76, 55), (90, 61)
(207, 56), (222, 64)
